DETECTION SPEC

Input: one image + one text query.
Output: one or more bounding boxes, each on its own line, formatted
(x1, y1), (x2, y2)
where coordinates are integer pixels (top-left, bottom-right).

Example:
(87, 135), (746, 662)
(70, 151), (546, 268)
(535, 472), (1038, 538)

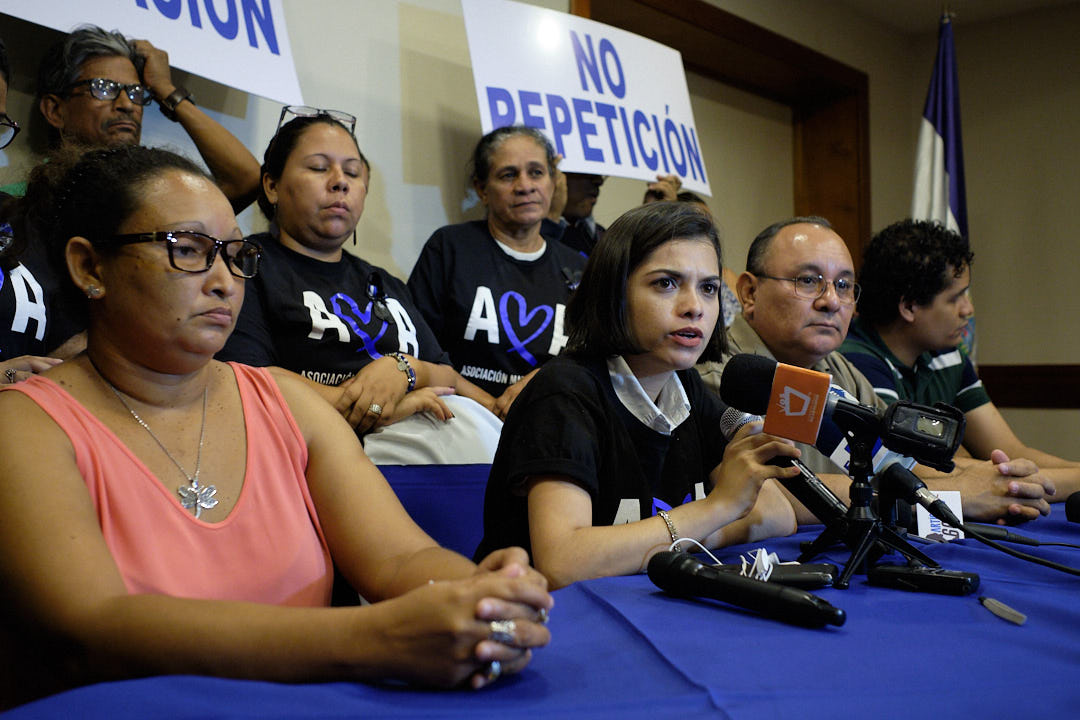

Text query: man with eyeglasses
(840, 219), (1078, 507)
(696, 217), (1055, 525)
(33, 24), (259, 211)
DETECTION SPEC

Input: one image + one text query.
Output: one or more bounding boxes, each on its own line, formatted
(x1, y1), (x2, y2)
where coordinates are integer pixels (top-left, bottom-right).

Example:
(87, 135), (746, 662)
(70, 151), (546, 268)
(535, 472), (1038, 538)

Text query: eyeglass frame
(0, 113), (20, 150)
(754, 272), (861, 304)
(64, 78), (155, 106)
(276, 105), (357, 136)
(100, 231), (262, 279)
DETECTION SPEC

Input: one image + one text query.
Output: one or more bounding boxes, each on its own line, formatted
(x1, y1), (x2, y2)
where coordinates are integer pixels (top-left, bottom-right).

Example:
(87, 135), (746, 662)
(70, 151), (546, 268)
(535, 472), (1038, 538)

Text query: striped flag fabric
(911, 15), (976, 359)
(912, 15), (967, 238)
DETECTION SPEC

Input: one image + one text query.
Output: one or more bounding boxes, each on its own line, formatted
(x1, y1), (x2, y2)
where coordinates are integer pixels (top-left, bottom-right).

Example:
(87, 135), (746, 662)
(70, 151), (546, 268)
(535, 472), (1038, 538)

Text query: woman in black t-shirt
(218, 111), (496, 434)
(408, 126), (586, 418)
(476, 202), (802, 588)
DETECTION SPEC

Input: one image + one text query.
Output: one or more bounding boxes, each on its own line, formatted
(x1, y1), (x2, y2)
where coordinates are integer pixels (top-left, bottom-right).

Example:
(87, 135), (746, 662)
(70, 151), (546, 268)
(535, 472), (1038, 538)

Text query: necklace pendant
(178, 480), (219, 519)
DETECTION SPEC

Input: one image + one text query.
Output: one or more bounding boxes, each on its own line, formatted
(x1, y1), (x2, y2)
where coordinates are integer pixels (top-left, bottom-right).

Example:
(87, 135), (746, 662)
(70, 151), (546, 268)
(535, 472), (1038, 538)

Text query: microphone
(720, 354), (881, 444)
(647, 551), (846, 628)
(719, 406), (849, 525)
(719, 356), (915, 475)
(719, 354), (960, 472)
(877, 463), (964, 529)
(1067, 491), (1080, 524)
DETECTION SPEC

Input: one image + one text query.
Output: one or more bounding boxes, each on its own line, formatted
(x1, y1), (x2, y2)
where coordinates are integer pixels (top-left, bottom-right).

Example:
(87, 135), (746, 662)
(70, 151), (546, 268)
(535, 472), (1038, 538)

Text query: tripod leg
(834, 521), (880, 589)
(876, 526), (939, 568)
(797, 523), (847, 562)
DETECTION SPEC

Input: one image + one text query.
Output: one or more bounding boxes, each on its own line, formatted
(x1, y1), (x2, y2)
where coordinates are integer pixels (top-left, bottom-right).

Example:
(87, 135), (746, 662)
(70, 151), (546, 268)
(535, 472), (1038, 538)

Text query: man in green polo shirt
(841, 219), (1079, 503)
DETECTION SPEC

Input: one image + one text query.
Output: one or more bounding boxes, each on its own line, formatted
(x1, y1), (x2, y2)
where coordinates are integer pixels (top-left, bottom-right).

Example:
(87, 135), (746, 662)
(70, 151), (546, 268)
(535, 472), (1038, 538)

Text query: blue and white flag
(912, 16), (967, 238)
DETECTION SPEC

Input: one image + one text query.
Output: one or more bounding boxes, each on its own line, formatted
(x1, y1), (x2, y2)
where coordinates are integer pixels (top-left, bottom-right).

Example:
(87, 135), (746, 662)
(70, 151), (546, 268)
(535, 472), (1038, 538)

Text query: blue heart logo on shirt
(498, 291), (553, 367)
(330, 291), (387, 359)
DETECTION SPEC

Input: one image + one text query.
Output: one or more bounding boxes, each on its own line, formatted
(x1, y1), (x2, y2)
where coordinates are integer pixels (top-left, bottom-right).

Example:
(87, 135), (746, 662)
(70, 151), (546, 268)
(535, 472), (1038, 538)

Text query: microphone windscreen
(718, 406), (761, 441)
(1066, 491), (1080, 524)
(647, 551), (698, 590)
(719, 353), (777, 415)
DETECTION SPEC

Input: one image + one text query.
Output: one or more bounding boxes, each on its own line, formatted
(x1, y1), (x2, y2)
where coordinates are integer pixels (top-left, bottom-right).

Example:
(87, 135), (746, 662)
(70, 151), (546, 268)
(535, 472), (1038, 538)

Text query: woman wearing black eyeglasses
(218, 110), (498, 452)
(0, 144), (551, 708)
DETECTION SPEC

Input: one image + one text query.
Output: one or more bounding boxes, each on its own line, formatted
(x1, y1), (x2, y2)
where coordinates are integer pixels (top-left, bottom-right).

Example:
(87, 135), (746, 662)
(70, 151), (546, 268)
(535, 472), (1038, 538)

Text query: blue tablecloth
(8, 513), (1079, 719)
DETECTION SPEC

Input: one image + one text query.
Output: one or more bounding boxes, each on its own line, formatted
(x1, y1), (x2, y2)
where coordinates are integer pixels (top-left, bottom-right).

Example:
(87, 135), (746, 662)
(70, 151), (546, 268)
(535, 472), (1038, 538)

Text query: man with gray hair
(35, 24), (258, 211)
(696, 216), (1055, 524)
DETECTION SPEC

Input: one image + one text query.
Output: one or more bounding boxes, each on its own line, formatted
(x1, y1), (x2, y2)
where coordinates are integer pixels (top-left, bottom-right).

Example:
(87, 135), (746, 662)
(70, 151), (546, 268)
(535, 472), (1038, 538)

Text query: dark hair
(856, 219), (974, 325)
(745, 216), (833, 276)
(257, 115), (368, 220)
(676, 191), (706, 205)
(565, 201), (727, 361)
(36, 24), (137, 100)
(2, 144), (93, 270)
(29, 145), (208, 284)
(0, 35), (10, 86)
(470, 125), (557, 189)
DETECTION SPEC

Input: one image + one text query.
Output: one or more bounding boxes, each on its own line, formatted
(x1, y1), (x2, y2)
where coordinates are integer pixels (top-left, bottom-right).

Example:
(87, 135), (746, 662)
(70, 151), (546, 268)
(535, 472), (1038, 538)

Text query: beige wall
(1, 0), (1075, 453)
(945, 4), (1080, 453)
(594, 72), (793, 274)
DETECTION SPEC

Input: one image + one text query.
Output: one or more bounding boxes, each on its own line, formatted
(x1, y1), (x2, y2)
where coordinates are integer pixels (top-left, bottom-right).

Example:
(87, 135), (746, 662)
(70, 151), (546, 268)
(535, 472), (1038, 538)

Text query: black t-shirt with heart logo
(407, 220), (587, 396)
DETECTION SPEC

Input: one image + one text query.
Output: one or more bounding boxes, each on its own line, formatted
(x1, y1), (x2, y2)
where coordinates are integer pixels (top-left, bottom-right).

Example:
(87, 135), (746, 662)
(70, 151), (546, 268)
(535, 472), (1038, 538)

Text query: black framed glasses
(104, 231), (261, 278)
(366, 272), (394, 323)
(65, 78), (154, 106)
(755, 273), (861, 304)
(0, 114), (20, 150)
(277, 105), (356, 135)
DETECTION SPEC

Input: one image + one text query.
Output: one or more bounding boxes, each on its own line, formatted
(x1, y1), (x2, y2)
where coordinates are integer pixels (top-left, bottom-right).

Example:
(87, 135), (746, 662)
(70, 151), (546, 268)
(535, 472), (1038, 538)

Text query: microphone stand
(797, 434), (938, 589)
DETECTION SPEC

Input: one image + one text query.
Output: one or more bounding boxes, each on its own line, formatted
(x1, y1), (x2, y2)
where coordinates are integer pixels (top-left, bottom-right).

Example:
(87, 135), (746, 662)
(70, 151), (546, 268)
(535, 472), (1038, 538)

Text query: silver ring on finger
(488, 619), (516, 645)
(483, 659), (502, 683)
(4, 368), (17, 383)
(537, 607), (550, 625)
(367, 402), (383, 416)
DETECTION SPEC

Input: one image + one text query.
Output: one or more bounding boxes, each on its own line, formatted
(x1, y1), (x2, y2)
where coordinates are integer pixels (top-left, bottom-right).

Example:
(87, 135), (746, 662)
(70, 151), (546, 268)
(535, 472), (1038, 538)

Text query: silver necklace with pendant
(92, 361), (218, 518)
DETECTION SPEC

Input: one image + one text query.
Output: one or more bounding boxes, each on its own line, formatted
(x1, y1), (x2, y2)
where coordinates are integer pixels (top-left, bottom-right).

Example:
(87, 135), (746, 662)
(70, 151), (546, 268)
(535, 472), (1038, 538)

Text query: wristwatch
(158, 86), (194, 122)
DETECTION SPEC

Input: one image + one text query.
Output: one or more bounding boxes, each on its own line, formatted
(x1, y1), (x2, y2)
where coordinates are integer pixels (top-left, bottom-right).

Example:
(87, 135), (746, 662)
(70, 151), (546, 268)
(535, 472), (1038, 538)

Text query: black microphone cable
(959, 523), (1080, 578)
(964, 523), (1080, 550)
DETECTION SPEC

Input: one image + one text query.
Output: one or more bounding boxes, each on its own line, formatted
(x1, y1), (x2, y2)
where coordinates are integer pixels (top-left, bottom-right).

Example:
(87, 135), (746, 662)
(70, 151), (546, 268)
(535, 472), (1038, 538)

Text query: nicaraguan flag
(912, 16), (967, 238)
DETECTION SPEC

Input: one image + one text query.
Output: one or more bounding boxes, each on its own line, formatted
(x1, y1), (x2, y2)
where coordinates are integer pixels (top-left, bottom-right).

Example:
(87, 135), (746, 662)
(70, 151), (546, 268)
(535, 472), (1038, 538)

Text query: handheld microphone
(1067, 491), (1080, 524)
(647, 551), (845, 628)
(719, 354), (962, 472)
(720, 354), (876, 441)
(719, 406), (849, 525)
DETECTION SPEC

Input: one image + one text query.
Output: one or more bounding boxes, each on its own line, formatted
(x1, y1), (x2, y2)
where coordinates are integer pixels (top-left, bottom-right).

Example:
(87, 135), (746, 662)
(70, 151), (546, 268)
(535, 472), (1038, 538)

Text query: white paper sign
(462, 0), (710, 195)
(0, 0), (302, 105)
(915, 491), (965, 541)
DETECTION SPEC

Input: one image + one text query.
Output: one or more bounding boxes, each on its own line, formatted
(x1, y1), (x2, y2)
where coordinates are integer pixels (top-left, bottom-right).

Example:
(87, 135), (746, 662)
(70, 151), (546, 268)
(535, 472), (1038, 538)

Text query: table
(7, 513), (1079, 719)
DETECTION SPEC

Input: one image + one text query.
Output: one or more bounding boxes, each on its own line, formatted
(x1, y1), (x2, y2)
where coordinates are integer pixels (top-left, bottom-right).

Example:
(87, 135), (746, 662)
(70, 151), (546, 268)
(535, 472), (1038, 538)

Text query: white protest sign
(0, 0), (302, 105)
(462, 0), (710, 195)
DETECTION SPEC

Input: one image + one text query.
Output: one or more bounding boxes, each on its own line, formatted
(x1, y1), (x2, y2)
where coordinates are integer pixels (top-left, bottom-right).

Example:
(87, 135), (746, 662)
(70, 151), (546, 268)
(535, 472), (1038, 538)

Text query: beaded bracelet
(387, 352), (417, 392)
